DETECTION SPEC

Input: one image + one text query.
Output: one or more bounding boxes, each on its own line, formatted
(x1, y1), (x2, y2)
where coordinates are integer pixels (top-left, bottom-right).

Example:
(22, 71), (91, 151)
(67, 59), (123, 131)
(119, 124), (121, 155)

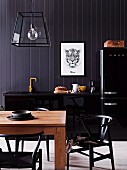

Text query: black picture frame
(60, 42), (85, 76)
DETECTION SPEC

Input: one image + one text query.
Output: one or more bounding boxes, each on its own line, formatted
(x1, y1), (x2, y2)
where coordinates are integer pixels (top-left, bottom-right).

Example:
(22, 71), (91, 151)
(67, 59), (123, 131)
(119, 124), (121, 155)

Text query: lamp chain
(31, 0), (34, 13)
(30, 0), (34, 25)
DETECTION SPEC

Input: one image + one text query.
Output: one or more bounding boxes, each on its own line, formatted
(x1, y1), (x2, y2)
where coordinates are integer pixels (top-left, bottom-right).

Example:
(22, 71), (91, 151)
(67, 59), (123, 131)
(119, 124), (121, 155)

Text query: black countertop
(3, 91), (100, 97)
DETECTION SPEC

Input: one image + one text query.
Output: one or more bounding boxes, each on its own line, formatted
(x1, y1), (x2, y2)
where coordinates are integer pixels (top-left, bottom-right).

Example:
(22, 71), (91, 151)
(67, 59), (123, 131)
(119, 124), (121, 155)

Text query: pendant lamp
(12, 0), (51, 47)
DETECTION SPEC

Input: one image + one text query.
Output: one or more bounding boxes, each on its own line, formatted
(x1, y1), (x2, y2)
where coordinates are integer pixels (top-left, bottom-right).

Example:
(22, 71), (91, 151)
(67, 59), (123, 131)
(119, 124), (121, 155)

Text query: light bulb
(28, 25), (38, 41)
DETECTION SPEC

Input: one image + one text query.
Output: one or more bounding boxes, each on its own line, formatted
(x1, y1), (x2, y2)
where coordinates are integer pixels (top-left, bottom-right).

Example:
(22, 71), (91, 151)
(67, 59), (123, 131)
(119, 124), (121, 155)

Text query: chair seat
(0, 149), (42, 169)
(0, 152), (34, 167)
(66, 135), (110, 153)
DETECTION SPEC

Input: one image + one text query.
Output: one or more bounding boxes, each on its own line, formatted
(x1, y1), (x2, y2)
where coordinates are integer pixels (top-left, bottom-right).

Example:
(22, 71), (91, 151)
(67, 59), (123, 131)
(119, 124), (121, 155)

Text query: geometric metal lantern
(12, 10), (51, 47)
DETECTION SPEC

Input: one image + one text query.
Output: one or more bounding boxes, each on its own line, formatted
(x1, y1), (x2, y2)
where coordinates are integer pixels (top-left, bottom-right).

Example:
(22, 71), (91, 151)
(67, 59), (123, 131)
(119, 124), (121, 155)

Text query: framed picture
(60, 42), (85, 76)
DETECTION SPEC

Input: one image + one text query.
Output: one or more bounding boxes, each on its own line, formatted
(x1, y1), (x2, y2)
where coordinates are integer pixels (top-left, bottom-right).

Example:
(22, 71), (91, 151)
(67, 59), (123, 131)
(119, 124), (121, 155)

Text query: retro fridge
(100, 47), (127, 140)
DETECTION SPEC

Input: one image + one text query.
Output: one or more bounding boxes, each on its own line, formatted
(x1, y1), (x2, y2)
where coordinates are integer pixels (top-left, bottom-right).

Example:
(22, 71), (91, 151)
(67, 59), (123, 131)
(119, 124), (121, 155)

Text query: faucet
(29, 78), (37, 93)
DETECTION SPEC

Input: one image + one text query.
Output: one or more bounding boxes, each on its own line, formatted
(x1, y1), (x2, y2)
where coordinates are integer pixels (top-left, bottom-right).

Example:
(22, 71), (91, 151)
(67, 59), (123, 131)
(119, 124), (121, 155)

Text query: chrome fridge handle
(104, 92), (117, 94)
(104, 103), (117, 106)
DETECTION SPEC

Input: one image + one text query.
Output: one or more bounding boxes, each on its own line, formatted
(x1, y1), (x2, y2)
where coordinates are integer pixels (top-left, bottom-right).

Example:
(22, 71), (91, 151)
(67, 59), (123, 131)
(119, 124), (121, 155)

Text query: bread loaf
(55, 86), (67, 92)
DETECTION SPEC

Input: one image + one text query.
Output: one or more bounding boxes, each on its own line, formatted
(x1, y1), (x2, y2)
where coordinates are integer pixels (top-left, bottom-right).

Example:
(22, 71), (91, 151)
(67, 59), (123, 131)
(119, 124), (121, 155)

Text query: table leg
(54, 127), (66, 170)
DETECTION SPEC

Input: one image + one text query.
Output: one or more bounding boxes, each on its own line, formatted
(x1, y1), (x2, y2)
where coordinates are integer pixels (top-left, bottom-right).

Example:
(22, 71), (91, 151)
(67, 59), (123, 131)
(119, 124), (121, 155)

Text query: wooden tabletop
(0, 111), (66, 127)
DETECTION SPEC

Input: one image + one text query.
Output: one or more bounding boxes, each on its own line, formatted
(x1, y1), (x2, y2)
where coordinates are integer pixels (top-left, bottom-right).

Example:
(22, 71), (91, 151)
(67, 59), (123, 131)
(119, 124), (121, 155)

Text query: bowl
(11, 110), (32, 118)
(78, 86), (86, 92)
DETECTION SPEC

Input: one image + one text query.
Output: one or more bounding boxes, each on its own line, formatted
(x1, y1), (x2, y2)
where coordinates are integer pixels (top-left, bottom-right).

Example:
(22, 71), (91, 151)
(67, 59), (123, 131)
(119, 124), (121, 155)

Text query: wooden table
(0, 111), (66, 170)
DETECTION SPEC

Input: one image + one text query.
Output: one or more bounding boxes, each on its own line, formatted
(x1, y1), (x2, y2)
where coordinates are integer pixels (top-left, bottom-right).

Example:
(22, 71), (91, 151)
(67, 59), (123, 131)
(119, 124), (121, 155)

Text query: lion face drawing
(65, 48), (81, 68)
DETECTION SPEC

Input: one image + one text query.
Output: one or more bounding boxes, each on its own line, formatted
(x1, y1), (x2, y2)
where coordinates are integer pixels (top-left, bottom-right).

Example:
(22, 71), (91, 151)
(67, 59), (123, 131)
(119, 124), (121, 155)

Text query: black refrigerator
(100, 47), (127, 140)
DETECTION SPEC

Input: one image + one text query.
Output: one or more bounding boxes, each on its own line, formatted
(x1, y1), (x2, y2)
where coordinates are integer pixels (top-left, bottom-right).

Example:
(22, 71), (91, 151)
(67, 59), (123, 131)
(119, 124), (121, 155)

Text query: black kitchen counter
(3, 91), (101, 118)
(3, 91), (100, 96)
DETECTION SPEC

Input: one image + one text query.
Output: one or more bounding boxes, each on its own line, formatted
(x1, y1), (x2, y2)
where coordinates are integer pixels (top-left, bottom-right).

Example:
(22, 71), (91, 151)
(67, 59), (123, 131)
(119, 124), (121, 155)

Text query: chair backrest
(3, 132), (43, 153)
(36, 107), (49, 111)
(0, 105), (4, 111)
(81, 115), (113, 142)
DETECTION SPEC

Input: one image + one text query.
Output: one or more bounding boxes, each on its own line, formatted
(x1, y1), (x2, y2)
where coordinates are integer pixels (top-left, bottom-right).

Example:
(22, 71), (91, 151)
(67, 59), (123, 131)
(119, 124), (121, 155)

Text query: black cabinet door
(100, 48), (127, 97)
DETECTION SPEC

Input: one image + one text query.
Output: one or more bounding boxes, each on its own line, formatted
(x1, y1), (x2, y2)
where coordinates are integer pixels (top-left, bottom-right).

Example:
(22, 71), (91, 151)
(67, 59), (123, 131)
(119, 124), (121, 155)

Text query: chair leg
(32, 162), (36, 170)
(21, 140), (24, 152)
(67, 153), (70, 170)
(39, 149), (42, 170)
(46, 135), (50, 161)
(89, 145), (94, 170)
(73, 113), (76, 129)
(34, 149), (42, 170)
(5, 137), (11, 152)
(15, 139), (20, 152)
(109, 142), (115, 170)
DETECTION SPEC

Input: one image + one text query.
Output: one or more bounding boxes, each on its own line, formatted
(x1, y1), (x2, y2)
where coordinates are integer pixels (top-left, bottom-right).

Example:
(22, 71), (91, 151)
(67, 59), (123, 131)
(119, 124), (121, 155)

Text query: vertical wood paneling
(0, 0), (3, 103)
(0, 0), (127, 105)
(119, 0), (125, 39)
(124, 0), (127, 44)
(49, 0), (55, 90)
(85, 0), (92, 81)
(58, 0), (64, 86)
(115, 0), (120, 39)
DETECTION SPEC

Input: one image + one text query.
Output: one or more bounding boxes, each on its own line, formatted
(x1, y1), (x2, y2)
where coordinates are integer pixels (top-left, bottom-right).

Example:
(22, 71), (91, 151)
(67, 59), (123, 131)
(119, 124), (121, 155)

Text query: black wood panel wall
(0, 0), (127, 105)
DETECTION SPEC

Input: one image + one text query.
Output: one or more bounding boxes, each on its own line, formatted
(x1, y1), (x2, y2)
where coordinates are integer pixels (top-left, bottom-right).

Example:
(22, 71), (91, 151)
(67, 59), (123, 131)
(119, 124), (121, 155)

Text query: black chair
(0, 105), (4, 111)
(0, 132), (43, 170)
(21, 107), (50, 161)
(66, 96), (86, 128)
(66, 115), (115, 170)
